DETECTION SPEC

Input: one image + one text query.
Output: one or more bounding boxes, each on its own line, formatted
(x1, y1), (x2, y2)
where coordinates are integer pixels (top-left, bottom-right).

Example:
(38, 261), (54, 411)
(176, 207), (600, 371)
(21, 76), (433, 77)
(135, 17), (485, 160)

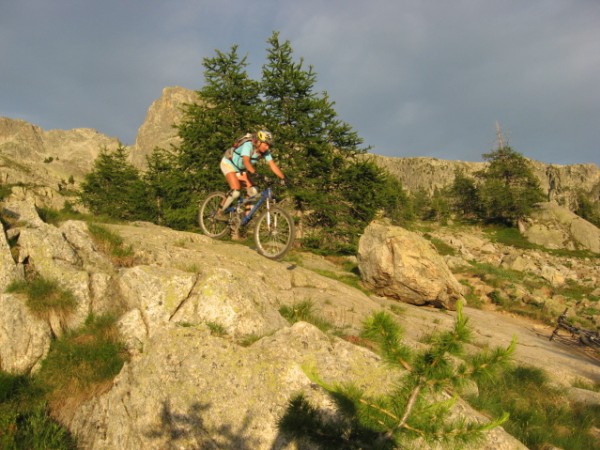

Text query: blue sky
(1, 0), (599, 166)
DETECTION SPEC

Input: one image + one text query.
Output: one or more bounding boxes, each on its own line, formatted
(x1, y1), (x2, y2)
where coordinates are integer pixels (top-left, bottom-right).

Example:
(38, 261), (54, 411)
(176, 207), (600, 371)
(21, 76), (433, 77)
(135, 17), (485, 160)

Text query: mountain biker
(216, 130), (286, 221)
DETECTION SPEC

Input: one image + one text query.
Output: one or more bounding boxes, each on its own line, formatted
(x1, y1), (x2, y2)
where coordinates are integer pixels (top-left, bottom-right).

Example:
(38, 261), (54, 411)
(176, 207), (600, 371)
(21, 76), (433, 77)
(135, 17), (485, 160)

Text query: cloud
(1, 0), (599, 165)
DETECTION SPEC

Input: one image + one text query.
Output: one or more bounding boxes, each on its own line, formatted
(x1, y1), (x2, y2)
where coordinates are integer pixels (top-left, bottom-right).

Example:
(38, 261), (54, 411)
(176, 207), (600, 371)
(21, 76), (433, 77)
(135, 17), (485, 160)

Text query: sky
(1, 0), (599, 167)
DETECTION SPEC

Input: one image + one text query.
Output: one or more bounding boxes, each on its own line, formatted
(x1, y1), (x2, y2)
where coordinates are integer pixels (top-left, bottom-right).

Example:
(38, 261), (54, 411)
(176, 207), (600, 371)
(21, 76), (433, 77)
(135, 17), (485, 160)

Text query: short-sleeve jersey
(230, 141), (273, 171)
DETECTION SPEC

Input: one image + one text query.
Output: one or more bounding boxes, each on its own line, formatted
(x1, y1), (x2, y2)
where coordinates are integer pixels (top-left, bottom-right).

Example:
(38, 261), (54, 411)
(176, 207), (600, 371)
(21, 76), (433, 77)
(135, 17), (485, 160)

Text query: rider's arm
(268, 160), (285, 180)
(242, 156), (256, 174)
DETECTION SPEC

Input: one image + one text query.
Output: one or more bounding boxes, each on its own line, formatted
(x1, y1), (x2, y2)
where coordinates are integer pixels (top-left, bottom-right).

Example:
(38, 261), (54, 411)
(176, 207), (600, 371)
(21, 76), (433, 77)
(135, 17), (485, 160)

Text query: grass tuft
(467, 364), (600, 449)
(279, 300), (333, 332)
(6, 277), (77, 321)
(36, 314), (127, 415)
(87, 222), (135, 267)
(0, 371), (76, 449)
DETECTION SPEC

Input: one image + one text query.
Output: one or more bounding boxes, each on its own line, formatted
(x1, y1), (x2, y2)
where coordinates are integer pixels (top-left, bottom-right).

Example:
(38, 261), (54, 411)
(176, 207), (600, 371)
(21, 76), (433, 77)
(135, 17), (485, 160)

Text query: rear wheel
(254, 206), (295, 260)
(199, 192), (230, 238)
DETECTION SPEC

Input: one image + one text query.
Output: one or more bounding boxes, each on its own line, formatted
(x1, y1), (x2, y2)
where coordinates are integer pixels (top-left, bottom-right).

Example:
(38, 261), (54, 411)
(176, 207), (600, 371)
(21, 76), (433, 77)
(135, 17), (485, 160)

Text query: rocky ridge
(2, 86), (599, 214)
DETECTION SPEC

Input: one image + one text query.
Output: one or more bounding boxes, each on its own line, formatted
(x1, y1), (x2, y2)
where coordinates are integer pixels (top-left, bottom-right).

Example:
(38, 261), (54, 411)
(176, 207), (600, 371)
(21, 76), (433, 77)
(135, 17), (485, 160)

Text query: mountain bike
(550, 308), (600, 349)
(198, 182), (295, 260)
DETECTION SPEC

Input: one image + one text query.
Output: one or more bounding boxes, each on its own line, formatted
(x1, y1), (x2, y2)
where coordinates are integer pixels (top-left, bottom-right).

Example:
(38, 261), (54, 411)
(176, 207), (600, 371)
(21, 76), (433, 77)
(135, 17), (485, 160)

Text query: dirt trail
(374, 298), (600, 386)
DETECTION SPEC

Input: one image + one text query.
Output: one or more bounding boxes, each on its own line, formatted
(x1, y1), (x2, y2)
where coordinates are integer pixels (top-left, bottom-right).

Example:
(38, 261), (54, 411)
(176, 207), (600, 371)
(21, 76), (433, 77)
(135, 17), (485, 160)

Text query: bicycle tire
(199, 192), (230, 238)
(253, 205), (295, 260)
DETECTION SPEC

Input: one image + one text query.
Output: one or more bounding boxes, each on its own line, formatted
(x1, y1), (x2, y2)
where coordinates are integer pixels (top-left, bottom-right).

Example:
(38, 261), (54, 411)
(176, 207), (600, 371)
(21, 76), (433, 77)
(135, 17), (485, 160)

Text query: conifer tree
(279, 302), (514, 448)
(260, 32), (401, 251)
(477, 146), (545, 225)
(148, 45), (262, 227)
(143, 147), (191, 228)
(150, 32), (410, 245)
(450, 168), (481, 219)
(177, 45), (262, 195)
(79, 145), (154, 221)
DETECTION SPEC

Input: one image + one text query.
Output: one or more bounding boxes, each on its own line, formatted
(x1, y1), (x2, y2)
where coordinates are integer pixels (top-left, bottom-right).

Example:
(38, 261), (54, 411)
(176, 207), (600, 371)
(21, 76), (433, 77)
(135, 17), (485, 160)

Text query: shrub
(279, 303), (515, 448)
(467, 365), (600, 449)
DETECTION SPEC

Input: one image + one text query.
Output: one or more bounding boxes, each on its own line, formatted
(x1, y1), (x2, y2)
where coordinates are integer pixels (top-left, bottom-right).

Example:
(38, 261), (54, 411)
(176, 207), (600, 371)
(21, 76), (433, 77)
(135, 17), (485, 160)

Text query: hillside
(1, 197), (599, 448)
(2, 87), (600, 448)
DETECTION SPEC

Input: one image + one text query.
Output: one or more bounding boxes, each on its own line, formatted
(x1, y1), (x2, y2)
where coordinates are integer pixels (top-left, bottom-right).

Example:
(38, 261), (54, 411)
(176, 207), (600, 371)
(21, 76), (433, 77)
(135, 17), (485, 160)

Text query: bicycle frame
(224, 186), (273, 227)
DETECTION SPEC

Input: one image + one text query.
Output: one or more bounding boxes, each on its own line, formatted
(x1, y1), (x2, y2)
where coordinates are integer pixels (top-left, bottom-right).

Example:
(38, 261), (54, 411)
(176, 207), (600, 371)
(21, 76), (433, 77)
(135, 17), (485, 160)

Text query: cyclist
(216, 130), (286, 221)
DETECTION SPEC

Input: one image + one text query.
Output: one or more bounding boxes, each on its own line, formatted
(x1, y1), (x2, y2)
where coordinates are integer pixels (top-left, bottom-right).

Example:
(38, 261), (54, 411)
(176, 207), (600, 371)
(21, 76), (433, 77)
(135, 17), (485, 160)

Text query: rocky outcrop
(130, 86), (198, 169)
(519, 201), (600, 254)
(67, 322), (399, 450)
(0, 293), (52, 374)
(0, 195), (535, 449)
(0, 117), (120, 187)
(366, 154), (600, 210)
(357, 221), (464, 310)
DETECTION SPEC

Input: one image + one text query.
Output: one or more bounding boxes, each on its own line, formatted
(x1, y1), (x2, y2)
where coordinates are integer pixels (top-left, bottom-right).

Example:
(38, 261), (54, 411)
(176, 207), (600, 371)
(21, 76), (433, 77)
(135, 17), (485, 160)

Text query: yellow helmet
(256, 130), (273, 145)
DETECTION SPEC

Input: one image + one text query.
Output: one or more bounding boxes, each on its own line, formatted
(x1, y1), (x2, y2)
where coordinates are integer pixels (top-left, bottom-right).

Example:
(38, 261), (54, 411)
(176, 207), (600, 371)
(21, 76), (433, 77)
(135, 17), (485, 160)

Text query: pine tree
(147, 45), (263, 228)
(477, 146), (545, 225)
(150, 32), (411, 245)
(279, 302), (514, 448)
(144, 147), (191, 228)
(177, 45), (262, 195)
(79, 145), (154, 221)
(450, 168), (481, 219)
(261, 32), (398, 252)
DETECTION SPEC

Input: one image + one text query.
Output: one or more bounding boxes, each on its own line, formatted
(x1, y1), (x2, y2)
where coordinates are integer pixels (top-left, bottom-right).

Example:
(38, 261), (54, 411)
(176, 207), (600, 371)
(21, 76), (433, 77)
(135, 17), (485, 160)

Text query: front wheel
(254, 206), (295, 260)
(199, 192), (230, 238)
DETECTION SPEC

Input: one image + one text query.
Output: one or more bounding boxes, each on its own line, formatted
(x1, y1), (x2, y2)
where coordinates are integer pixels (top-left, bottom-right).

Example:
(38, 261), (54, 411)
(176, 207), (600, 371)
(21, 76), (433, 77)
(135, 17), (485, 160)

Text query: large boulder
(357, 222), (464, 310)
(519, 201), (600, 254)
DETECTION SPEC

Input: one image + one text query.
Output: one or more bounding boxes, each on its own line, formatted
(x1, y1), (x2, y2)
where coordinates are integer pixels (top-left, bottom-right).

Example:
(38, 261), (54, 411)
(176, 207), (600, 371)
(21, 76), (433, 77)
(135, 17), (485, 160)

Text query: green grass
(279, 300), (333, 333)
(0, 371), (76, 450)
(555, 279), (597, 302)
(0, 314), (126, 448)
(455, 260), (535, 289)
(311, 268), (369, 294)
(467, 365), (600, 450)
(206, 321), (227, 337)
(423, 233), (457, 256)
(36, 314), (127, 410)
(87, 222), (135, 266)
(458, 279), (485, 309)
(35, 204), (86, 225)
(6, 277), (77, 320)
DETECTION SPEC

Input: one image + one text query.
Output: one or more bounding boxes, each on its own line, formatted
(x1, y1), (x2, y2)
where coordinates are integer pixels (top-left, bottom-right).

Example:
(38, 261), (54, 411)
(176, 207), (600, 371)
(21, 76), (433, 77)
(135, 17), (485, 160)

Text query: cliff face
(367, 153), (600, 209)
(0, 117), (121, 200)
(130, 86), (199, 169)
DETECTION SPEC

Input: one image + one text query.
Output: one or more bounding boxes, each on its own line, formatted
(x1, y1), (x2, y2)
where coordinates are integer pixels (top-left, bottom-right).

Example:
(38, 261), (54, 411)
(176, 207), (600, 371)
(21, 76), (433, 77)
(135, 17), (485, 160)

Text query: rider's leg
(221, 189), (240, 211)
(219, 169), (242, 213)
(239, 172), (257, 216)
